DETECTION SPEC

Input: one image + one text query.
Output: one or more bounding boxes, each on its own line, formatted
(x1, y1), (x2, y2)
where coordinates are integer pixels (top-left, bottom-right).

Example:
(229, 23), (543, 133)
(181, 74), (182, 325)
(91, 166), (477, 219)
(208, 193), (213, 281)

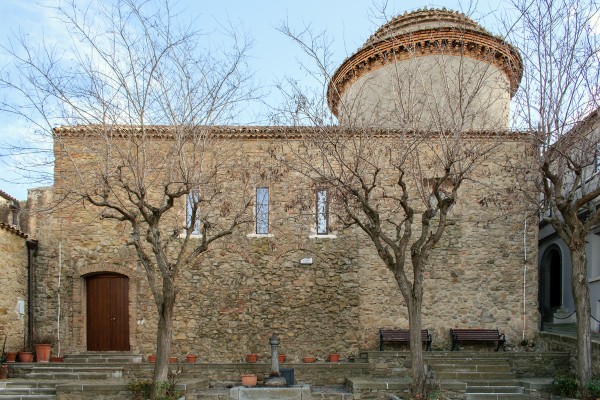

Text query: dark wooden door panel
(111, 276), (130, 351)
(86, 274), (130, 351)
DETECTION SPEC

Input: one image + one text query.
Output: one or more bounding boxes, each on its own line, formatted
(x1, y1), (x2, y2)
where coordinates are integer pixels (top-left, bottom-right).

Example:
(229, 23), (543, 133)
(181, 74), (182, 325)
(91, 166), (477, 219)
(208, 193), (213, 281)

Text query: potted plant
(328, 349), (340, 362)
(278, 353), (286, 363)
(5, 351), (17, 363)
(168, 356), (177, 363)
(245, 353), (258, 363)
(302, 356), (316, 363)
(186, 354), (197, 363)
(148, 354), (156, 363)
(34, 335), (53, 363)
(0, 336), (8, 380)
(241, 373), (257, 386)
(17, 349), (33, 362)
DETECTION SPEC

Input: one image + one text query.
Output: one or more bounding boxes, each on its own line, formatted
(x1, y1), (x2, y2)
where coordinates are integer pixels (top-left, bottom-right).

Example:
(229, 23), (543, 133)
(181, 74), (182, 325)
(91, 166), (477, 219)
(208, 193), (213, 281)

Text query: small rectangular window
(316, 189), (328, 235)
(186, 190), (200, 235)
(256, 187), (269, 234)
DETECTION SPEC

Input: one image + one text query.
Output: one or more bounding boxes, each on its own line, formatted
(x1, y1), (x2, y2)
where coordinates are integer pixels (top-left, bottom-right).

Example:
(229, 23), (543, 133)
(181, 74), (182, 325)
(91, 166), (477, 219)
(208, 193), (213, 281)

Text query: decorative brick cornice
(327, 9), (523, 117)
(53, 125), (530, 141)
(0, 222), (28, 238)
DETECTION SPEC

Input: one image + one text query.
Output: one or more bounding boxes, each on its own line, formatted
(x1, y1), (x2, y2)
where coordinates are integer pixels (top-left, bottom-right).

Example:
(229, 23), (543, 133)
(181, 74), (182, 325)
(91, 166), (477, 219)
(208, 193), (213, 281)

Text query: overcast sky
(0, 0), (506, 200)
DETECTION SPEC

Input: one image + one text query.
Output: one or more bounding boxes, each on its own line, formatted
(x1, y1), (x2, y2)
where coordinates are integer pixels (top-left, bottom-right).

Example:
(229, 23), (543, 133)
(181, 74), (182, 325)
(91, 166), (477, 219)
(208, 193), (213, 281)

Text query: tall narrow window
(256, 187), (269, 234)
(186, 190), (200, 235)
(316, 189), (328, 235)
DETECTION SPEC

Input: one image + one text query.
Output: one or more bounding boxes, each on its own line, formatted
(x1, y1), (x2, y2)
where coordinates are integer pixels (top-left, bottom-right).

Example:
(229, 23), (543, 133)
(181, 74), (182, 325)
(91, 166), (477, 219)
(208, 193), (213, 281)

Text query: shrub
(128, 379), (152, 400)
(552, 372), (578, 398)
(585, 377), (600, 399)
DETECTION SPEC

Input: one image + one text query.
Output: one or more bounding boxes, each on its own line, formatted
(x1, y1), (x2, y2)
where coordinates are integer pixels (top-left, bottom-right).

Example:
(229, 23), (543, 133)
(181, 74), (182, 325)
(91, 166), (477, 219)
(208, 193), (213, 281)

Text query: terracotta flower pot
(50, 356), (64, 363)
(302, 356), (316, 363)
(168, 356), (177, 363)
(241, 374), (257, 386)
(0, 364), (8, 380)
(186, 354), (197, 363)
(328, 353), (340, 362)
(278, 354), (285, 363)
(34, 344), (52, 363)
(17, 351), (33, 362)
(148, 355), (156, 363)
(5, 352), (17, 363)
(245, 353), (258, 363)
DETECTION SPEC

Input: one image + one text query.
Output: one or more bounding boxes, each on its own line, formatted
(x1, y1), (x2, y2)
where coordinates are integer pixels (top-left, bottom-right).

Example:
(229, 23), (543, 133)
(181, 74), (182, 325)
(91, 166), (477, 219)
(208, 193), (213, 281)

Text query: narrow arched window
(186, 190), (200, 235)
(316, 188), (328, 235)
(256, 187), (269, 234)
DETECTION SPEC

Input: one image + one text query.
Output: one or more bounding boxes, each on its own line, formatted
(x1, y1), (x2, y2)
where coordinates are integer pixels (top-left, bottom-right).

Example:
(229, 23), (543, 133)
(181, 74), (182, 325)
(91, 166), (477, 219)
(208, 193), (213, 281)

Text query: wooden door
(86, 274), (130, 351)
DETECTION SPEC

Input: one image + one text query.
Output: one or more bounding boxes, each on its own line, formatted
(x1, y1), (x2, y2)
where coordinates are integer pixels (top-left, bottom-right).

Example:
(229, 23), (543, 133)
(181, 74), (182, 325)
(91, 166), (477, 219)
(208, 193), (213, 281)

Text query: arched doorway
(86, 273), (130, 351)
(540, 247), (563, 321)
(547, 249), (562, 307)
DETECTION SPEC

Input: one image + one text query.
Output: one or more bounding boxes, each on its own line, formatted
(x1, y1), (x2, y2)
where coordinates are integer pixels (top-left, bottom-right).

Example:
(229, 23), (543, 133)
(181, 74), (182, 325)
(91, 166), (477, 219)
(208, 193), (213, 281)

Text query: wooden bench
(379, 329), (432, 351)
(450, 328), (506, 351)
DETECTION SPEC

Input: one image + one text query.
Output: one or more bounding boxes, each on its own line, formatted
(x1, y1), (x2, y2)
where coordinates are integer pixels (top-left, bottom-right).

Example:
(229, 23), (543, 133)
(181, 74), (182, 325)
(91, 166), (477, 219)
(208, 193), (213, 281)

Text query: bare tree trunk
(570, 246), (592, 391)
(408, 294), (426, 397)
(152, 281), (176, 399)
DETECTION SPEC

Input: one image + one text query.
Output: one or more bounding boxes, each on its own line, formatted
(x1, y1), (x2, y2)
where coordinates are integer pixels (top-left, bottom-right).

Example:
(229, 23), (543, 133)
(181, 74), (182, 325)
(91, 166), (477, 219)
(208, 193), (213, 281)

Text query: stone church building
(6, 9), (539, 361)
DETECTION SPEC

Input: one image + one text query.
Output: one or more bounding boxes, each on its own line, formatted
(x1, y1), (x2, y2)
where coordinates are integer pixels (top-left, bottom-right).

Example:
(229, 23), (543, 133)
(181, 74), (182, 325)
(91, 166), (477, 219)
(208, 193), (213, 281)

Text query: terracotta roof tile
(0, 222), (28, 239)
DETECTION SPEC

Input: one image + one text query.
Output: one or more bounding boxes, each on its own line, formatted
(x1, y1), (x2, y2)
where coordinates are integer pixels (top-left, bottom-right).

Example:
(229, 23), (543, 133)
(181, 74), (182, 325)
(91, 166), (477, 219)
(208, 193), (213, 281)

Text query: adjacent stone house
(24, 9), (540, 360)
(538, 109), (600, 332)
(0, 190), (35, 351)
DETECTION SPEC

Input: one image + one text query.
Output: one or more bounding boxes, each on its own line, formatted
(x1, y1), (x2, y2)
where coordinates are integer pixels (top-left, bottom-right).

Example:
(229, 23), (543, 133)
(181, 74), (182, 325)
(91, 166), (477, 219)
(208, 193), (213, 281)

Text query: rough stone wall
(537, 332), (600, 376)
(29, 129), (537, 360)
(356, 138), (539, 350)
(0, 226), (28, 350)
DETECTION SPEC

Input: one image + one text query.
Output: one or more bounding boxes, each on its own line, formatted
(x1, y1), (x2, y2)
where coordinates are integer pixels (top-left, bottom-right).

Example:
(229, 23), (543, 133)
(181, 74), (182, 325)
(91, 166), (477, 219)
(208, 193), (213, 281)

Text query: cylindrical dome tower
(327, 8), (523, 131)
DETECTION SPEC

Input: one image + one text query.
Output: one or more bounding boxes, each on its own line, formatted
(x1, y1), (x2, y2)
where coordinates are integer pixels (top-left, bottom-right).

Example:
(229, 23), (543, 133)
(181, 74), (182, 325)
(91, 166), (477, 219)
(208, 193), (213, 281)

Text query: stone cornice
(327, 27), (523, 117)
(53, 125), (531, 141)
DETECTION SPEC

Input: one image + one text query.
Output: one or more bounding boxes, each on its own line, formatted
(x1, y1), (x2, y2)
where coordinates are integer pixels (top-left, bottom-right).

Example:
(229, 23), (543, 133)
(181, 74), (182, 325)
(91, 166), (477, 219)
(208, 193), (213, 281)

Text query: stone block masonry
(0, 224), (29, 350)
(25, 126), (539, 361)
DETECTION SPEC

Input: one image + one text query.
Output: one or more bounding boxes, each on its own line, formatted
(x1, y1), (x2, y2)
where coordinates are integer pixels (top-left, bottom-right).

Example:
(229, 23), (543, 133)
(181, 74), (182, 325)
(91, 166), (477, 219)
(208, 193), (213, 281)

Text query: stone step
(0, 396), (55, 400)
(20, 372), (115, 380)
(311, 385), (354, 399)
(63, 353), (141, 364)
(436, 372), (515, 380)
(3, 383), (55, 389)
(427, 359), (511, 366)
(430, 364), (511, 372)
(460, 379), (522, 387)
(0, 388), (55, 396)
(467, 386), (524, 394)
(195, 389), (230, 400)
(465, 393), (530, 400)
(10, 366), (123, 374)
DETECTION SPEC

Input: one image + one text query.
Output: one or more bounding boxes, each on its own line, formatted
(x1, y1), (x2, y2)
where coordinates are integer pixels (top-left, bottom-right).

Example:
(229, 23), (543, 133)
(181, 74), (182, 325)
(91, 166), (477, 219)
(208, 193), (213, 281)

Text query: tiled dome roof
(363, 8), (488, 47)
(327, 8), (523, 117)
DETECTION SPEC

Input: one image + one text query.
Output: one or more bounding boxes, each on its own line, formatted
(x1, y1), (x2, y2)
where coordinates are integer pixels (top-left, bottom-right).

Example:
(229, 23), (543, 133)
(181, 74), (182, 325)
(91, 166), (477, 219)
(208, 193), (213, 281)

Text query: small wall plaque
(300, 257), (313, 265)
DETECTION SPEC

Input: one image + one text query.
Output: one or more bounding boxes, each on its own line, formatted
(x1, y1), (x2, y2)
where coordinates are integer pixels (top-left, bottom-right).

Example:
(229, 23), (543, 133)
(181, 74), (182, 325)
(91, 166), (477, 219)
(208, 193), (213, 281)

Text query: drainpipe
(26, 239), (38, 350)
(523, 213), (527, 341)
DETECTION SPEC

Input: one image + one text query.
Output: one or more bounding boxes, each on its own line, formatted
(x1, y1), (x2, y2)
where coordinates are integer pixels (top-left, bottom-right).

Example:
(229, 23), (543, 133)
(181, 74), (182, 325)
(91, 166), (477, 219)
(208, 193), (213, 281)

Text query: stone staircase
(0, 353), (137, 400)
(0, 381), (56, 400)
(427, 356), (529, 400)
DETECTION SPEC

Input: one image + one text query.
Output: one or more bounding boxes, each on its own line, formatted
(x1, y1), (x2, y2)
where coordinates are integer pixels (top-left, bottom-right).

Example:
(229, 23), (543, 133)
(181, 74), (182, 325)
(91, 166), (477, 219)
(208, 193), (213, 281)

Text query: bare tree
(503, 0), (600, 390)
(0, 0), (256, 396)
(276, 10), (528, 396)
